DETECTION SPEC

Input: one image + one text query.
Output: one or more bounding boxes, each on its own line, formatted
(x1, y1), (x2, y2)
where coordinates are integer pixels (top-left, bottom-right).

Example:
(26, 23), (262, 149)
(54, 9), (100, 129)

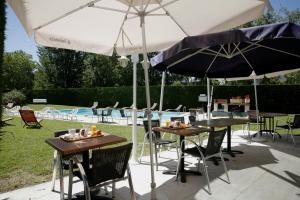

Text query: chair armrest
(74, 157), (91, 199)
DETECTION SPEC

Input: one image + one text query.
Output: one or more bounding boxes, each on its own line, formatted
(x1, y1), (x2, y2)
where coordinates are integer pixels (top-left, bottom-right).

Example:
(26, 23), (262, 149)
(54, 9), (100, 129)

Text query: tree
(0, 2), (5, 120)
(38, 47), (86, 88)
(2, 50), (35, 91)
(82, 52), (120, 87)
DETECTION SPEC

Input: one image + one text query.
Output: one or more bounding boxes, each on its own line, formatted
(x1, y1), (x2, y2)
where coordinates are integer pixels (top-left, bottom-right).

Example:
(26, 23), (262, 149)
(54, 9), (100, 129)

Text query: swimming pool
(59, 108), (186, 122)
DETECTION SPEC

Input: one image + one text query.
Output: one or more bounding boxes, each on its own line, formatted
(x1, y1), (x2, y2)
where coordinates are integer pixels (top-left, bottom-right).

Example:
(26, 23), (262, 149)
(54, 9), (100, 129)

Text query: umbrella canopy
(151, 22), (300, 78)
(8, 0), (270, 56)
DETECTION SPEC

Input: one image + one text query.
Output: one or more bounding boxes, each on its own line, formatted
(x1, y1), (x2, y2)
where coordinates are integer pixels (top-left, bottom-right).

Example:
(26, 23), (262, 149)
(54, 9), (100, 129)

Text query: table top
(256, 112), (287, 118)
(193, 118), (249, 128)
(45, 134), (127, 155)
(153, 126), (211, 137)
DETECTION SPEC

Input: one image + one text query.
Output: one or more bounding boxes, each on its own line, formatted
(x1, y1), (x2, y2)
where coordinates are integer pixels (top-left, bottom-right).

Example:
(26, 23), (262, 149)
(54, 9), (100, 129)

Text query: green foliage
(30, 85), (300, 114)
(2, 51), (35, 91)
(0, 2), (6, 120)
(82, 52), (120, 87)
(2, 90), (26, 105)
(38, 47), (86, 88)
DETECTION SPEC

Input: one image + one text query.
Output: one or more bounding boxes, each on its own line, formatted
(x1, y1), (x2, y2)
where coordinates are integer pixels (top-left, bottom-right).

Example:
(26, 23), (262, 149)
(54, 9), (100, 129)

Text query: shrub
(2, 90), (26, 105)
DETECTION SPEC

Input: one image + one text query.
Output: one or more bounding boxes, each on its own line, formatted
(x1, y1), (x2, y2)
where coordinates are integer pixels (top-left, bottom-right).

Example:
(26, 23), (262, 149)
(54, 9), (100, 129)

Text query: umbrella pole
(131, 54), (139, 163)
(159, 71), (166, 119)
(207, 78), (211, 119)
(252, 78), (267, 142)
(140, 15), (157, 200)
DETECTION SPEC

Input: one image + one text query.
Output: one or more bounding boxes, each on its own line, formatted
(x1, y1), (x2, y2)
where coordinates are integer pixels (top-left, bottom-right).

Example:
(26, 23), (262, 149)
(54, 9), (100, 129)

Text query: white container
(198, 94), (208, 102)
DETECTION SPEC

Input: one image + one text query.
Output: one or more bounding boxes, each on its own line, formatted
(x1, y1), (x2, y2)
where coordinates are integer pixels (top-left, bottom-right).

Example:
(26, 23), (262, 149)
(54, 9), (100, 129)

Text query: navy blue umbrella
(151, 22), (300, 78)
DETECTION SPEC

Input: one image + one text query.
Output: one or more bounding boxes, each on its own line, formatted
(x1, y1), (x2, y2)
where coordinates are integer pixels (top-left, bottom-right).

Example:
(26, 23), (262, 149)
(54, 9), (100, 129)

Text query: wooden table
(193, 118), (249, 157)
(46, 134), (127, 200)
(249, 112), (287, 139)
(153, 126), (211, 183)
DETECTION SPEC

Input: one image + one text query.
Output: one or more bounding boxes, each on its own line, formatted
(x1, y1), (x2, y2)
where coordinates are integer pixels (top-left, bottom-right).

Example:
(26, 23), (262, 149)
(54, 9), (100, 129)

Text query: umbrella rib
(153, 0), (189, 36)
(92, 5), (138, 15)
(114, 4), (135, 50)
(245, 41), (300, 58)
(205, 46), (223, 74)
(166, 47), (209, 69)
(230, 41), (259, 58)
(143, 0), (152, 12)
(233, 43), (255, 71)
(146, 0), (180, 14)
(33, 0), (103, 31)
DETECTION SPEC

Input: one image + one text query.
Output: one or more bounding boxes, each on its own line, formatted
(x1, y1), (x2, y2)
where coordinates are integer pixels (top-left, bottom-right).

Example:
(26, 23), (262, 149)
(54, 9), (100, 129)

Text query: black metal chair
(73, 143), (136, 200)
(245, 110), (264, 141)
(139, 120), (178, 170)
(275, 114), (300, 145)
(176, 129), (230, 194)
(119, 109), (130, 125)
(102, 108), (113, 122)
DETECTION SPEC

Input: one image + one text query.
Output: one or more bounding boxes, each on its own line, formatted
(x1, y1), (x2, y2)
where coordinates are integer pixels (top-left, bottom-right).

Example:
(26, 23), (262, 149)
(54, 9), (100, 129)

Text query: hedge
(29, 85), (300, 114)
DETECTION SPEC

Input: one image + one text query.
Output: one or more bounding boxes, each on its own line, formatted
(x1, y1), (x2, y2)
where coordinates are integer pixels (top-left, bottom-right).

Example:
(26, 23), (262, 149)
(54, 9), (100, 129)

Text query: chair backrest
(107, 108), (113, 115)
(175, 105), (182, 111)
(19, 110), (38, 123)
(293, 115), (300, 128)
(150, 103), (157, 110)
(113, 102), (119, 108)
(170, 117), (185, 123)
(247, 110), (260, 122)
(6, 102), (14, 109)
(92, 108), (98, 116)
(205, 129), (227, 157)
(91, 102), (98, 109)
(189, 116), (196, 123)
(89, 143), (132, 186)
(143, 120), (161, 140)
(119, 109), (125, 117)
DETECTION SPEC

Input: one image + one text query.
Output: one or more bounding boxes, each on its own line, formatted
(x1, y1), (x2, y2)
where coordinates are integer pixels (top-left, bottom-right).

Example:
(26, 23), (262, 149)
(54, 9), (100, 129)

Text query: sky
(4, 0), (300, 62)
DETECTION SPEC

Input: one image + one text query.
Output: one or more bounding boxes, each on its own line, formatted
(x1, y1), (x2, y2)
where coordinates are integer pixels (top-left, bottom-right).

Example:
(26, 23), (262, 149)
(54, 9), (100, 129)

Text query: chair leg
(220, 152), (230, 184)
(154, 144), (159, 171)
(202, 158), (211, 194)
(290, 129), (296, 145)
(139, 135), (147, 163)
(127, 165), (137, 200)
(112, 181), (116, 199)
(51, 151), (58, 191)
(68, 160), (74, 200)
(175, 144), (179, 160)
(175, 153), (182, 181)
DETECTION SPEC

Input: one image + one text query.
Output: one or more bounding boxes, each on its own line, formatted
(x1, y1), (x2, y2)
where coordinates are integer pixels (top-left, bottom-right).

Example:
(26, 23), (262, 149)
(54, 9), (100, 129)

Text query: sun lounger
(166, 105), (182, 112)
(91, 101), (98, 109)
(19, 109), (43, 128)
(0, 117), (13, 126)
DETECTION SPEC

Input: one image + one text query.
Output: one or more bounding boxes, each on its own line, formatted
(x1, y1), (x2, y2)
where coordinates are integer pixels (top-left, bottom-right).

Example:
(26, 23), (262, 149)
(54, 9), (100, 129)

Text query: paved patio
(1, 130), (300, 200)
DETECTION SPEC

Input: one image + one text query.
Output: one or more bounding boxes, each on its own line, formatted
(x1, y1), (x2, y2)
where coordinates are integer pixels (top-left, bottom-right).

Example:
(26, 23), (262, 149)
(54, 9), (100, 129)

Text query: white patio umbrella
(8, 0), (270, 199)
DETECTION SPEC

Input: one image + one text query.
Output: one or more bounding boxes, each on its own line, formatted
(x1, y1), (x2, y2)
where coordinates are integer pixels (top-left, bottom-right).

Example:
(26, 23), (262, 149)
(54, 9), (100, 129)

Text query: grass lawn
(0, 105), (299, 193)
(0, 116), (145, 192)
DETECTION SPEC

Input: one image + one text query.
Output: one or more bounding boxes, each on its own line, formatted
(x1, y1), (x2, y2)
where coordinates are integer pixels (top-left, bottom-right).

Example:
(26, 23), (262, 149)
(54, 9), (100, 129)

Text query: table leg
(223, 125), (243, 157)
(162, 135), (201, 182)
(58, 153), (65, 200)
(68, 160), (73, 200)
(179, 135), (186, 183)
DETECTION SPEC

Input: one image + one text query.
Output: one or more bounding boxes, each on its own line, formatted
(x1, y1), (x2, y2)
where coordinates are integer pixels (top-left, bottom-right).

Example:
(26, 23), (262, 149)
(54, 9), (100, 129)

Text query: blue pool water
(59, 108), (184, 121)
